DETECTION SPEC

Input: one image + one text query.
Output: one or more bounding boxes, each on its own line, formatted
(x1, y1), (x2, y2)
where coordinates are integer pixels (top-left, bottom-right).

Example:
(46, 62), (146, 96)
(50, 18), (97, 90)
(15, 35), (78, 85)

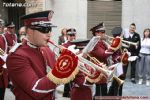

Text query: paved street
(4, 79), (150, 100)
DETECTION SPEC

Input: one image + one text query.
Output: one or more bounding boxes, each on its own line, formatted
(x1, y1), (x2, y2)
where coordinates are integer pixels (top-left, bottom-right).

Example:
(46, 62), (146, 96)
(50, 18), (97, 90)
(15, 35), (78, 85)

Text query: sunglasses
(31, 26), (52, 34)
(68, 34), (75, 36)
(8, 27), (15, 29)
(96, 30), (105, 33)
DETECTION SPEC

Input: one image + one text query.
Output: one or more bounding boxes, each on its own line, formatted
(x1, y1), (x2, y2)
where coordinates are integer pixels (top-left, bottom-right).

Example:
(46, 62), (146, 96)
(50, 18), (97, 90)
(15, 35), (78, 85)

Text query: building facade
(1, 0), (150, 43)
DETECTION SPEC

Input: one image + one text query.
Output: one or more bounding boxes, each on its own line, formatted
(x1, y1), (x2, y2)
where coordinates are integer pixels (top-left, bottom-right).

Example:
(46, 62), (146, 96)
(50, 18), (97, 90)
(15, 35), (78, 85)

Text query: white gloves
(68, 45), (79, 54)
(128, 56), (138, 62)
(126, 51), (131, 56)
(123, 49), (131, 56)
(0, 54), (8, 62)
(0, 54), (8, 68)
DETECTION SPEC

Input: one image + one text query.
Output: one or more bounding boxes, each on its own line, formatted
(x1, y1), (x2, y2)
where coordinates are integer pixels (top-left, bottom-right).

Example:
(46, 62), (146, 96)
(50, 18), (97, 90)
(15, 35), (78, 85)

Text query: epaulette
(9, 43), (22, 53)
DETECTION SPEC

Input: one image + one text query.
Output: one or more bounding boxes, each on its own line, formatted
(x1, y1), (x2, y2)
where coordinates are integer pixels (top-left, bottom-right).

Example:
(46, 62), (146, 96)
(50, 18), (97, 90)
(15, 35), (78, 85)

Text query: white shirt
(123, 28), (130, 38)
(64, 36), (67, 43)
(129, 33), (134, 38)
(140, 38), (150, 54)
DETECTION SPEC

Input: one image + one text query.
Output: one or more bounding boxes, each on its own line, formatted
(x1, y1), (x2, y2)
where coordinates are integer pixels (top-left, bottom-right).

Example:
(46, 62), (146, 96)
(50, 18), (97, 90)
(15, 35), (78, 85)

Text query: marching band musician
(62, 28), (77, 97)
(62, 28), (76, 48)
(1, 22), (18, 52)
(89, 22), (109, 99)
(3, 22), (18, 90)
(58, 28), (68, 45)
(62, 29), (93, 100)
(0, 20), (9, 100)
(6, 10), (78, 100)
(107, 27), (129, 96)
(69, 39), (93, 100)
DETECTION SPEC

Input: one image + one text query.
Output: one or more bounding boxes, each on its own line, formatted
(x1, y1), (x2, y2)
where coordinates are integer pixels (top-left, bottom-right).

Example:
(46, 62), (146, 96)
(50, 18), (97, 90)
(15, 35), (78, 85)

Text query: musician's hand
(82, 53), (88, 58)
(126, 51), (131, 56)
(68, 45), (79, 54)
(108, 65), (115, 70)
(123, 48), (128, 52)
(123, 49), (131, 56)
(58, 45), (65, 50)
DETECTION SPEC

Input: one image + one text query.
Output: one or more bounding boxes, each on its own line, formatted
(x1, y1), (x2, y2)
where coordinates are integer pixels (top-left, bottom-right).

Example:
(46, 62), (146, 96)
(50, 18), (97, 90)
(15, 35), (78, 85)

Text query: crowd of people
(0, 10), (150, 100)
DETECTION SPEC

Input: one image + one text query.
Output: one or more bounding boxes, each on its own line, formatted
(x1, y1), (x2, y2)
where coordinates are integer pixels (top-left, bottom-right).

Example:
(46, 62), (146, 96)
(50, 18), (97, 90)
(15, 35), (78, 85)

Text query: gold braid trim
(86, 74), (104, 83)
(47, 67), (79, 85)
(109, 40), (122, 51)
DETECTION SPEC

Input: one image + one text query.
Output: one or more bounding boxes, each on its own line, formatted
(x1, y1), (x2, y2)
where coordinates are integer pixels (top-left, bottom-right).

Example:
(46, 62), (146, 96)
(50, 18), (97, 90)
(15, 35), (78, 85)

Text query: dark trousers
(0, 88), (5, 100)
(130, 60), (136, 79)
(95, 83), (107, 96)
(123, 60), (136, 79)
(108, 78), (124, 96)
(93, 83), (107, 100)
(108, 65), (127, 96)
(63, 83), (71, 97)
(122, 64), (128, 79)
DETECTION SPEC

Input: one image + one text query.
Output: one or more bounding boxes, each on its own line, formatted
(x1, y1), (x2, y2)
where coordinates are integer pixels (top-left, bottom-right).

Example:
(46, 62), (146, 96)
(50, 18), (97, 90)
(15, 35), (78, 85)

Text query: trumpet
(105, 35), (139, 47)
(48, 40), (113, 78)
(122, 39), (139, 47)
(113, 76), (124, 86)
(87, 54), (124, 85)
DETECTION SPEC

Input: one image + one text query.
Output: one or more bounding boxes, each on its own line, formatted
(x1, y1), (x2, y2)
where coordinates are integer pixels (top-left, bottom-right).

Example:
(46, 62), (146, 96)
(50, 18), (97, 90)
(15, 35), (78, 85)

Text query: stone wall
(122, 0), (150, 37)
(43, 0), (87, 44)
(0, 0), (8, 23)
(25, 0), (44, 14)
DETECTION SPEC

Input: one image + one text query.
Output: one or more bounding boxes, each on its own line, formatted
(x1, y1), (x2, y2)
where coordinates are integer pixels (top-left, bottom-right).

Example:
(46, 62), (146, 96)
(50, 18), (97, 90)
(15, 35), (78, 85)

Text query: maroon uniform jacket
(6, 42), (57, 100)
(89, 40), (108, 84)
(111, 49), (122, 64)
(0, 35), (8, 88)
(0, 32), (17, 88)
(62, 41), (72, 48)
(1, 32), (17, 53)
(63, 41), (92, 100)
(71, 71), (92, 100)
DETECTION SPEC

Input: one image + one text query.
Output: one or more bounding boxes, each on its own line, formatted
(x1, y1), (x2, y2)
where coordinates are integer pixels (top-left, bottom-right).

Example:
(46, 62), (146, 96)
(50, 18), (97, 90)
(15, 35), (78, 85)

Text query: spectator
(58, 28), (67, 45)
(18, 26), (26, 42)
(137, 28), (150, 86)
(123, 23), (141, 84)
